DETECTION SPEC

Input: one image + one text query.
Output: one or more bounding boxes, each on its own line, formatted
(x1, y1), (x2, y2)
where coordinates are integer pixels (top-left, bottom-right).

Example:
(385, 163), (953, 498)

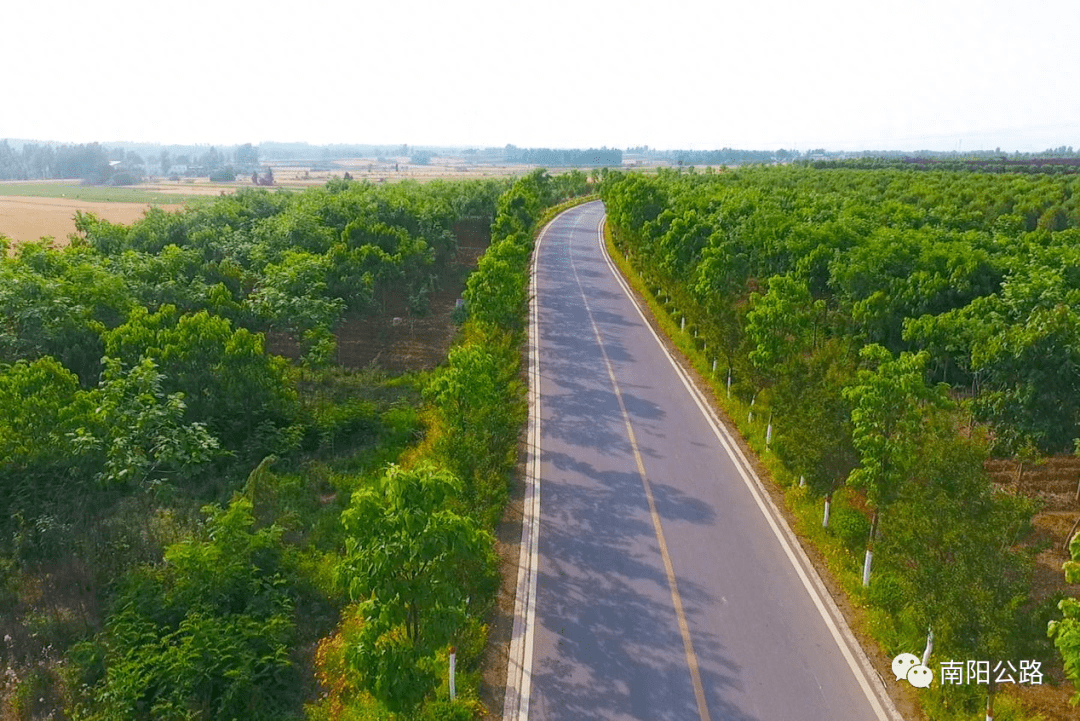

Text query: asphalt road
(524, 201), (897, 721)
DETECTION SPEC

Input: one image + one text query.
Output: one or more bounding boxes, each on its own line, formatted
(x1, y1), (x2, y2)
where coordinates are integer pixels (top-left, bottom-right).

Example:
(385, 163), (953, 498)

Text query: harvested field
(0, 194), (182, 247)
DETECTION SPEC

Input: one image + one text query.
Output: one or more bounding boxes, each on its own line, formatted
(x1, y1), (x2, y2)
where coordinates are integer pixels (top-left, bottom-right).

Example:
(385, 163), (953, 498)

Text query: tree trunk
(922, 627), (934, 667)
(1064, 513), (1080, 552)
(986, 680), (995, 721)
(823, 493), (831, 528)
(863, 510), (878, 587)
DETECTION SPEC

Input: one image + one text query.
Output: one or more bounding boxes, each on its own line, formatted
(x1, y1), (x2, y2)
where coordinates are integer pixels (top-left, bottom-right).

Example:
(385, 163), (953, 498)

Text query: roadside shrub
(829, 504), (870, 554)
(70, 499), (297, 721)
(108, 170), (143, 186)
(866, 570), (906, 615)
(209, 166), (237, 182)
(314, 398), (380, 449)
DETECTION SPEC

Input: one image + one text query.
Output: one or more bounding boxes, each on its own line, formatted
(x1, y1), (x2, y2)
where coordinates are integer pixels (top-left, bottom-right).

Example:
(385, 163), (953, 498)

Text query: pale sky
(5, 0), (1079, 152)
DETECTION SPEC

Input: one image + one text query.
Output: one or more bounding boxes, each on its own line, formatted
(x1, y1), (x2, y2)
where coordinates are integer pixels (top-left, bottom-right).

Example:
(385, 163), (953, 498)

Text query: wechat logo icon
(892, 653), (932, 688)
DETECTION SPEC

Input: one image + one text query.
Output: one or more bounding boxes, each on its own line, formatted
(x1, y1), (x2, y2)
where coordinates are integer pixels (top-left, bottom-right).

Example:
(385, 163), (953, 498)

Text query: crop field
(0, 180), (193, 203)
(1, 160), (560, 247)
(0, 193), (184, 247)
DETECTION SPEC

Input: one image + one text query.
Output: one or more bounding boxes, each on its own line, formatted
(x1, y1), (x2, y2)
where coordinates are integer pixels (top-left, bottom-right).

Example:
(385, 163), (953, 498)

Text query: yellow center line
(567, 211), (712, 721)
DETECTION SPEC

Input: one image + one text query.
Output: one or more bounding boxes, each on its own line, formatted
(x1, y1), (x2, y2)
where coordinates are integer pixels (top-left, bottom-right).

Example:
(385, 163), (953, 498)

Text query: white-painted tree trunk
(799, 475), (806, 488)
(726, 368), (732, 397)
(449, 647), (457, 700)
(712, 358), (717, 374)
(922, 628), (934, 667)
(681, 316), (686, 331)
(863, 511), (878, 587)
(822, 494), (831, 527)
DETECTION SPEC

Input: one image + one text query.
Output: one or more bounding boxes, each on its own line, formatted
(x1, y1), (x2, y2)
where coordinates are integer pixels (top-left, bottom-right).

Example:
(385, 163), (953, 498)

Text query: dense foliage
(1049, 533), (1080, 705)
(70, 499), (297, 720)
(601, 165), (1075, 718)
(1, 167), (591, 719)
(310, 168), (584, 719)
(0, 173), (551, 718)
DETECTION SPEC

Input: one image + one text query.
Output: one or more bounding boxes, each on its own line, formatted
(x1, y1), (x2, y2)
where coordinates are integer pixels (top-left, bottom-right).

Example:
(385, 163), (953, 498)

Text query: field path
(505, 201), (902, 721)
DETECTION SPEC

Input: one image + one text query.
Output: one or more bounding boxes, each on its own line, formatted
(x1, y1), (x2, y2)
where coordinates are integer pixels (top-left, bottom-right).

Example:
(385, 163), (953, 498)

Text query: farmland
(0, 160), (570, 247)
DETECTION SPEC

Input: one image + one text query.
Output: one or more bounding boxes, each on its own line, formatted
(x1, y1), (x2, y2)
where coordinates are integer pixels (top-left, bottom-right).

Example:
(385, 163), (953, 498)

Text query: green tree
(425, 342), (525, 517)
(843, 344), (943, 586)
(972, 301), (1080, 455)
(103, 306), (297, 455)
(770, 340), (858, 512)
(462, 236), (530, 333)
(70, 356), (220, 490)
(746, 274), (816, 381)
(335, 463), (497, 710)
(0, 357), (95, 520)
(1050, 529), (1080, 704)
(882, 432), (1036, 719)
(235, 143), (258, 168)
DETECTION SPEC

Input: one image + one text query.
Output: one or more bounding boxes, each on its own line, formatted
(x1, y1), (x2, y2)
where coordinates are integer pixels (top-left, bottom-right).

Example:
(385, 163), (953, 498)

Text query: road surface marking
(566, 210), (713, 721)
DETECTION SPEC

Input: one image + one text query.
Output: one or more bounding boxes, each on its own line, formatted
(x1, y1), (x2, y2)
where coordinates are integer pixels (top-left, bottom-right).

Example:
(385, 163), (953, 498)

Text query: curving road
(504, 201), (902, 721)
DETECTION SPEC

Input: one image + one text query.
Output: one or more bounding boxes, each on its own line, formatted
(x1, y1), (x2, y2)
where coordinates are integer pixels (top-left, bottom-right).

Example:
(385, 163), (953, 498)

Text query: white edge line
(502, 209), (561, 721)
(594, 215), (905, 721)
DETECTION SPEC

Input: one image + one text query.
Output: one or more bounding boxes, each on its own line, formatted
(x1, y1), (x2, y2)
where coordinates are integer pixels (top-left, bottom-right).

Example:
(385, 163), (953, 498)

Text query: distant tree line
(503, 144), (623, 166)
(642, 147), (800, 165)
(0, 140), (117, 183)
(626, 145), (1080, 168)
(0, 140), (265, 183)
(807, 156), (1080, 174)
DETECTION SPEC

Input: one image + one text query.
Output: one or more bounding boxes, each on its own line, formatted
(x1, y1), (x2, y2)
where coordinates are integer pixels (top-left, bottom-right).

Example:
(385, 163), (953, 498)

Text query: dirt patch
(984, 457), (1080, 716)
(0, 195), (180, 245)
